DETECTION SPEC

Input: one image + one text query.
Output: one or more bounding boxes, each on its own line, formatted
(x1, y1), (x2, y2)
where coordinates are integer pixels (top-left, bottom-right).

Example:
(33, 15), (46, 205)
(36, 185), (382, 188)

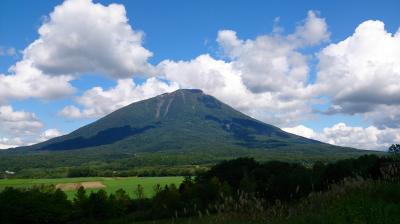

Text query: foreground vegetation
(136, 179), (400, 224)
(0, 154), (398, 224)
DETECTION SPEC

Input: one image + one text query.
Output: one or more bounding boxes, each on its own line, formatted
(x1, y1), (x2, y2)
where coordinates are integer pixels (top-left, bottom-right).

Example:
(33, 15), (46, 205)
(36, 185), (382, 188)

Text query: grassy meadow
(0, 176), (183, 199)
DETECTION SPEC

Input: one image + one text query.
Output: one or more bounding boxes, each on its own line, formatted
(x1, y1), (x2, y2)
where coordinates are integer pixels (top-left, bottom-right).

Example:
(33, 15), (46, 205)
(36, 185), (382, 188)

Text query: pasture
(0, 176), (183, 199)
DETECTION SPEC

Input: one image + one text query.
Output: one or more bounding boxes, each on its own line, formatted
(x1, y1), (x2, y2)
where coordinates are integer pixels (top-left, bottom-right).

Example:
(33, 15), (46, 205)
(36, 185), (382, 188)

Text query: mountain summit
(27, 89), (337, 152)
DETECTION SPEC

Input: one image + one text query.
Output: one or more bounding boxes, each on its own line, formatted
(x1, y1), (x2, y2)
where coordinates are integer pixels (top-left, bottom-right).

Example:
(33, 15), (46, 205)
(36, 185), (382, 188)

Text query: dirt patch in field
(56, 181), (106, 191)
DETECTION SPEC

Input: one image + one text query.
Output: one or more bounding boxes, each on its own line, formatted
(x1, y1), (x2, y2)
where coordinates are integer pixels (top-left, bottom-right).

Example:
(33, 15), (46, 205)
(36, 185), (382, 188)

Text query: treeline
(0, 165), (209, 179)
(66, 166), (208, 178)
(1, 154), (399, 223)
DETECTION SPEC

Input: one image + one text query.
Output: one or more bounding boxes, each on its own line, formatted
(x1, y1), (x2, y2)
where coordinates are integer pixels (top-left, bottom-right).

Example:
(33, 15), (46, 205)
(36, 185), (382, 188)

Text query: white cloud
(217, 30), (310, 94)
(0, 106), (63, 148)
(0, 105), (43, 136)
(319, 123), (382, 150)
(290, 11), (330, 46)
(0, 128), (63, 149)
(0, 60), (75, 102)
(217, 10), (328, 94)
(315, 20), (400, 128)
(37, 129), (62, 142)
(59, 77), (179, 119)
(0, 0), (153, 103)
(24, 0), (153, 78)
(283, 125), (317, 139)
(284, 123), (400, 151)
(0, 105), (49, 149)
(58, 105), (82, 119)
(0, 137), (23, 149)
(159, 54), (244, 98)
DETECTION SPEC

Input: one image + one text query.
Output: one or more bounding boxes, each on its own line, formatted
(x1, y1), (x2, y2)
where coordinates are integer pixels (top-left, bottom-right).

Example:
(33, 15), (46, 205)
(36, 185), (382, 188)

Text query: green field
(0, 176), (183, 199)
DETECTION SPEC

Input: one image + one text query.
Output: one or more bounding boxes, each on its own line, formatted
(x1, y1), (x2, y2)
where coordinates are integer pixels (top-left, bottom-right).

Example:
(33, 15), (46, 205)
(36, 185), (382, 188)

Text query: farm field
(0, 176), (183, 199)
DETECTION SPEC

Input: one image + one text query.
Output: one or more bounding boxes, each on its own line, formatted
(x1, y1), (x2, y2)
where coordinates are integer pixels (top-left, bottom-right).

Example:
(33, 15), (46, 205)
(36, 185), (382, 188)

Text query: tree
(153, 184), (162, 195)
(389, 144), (400, 154)
(134, 184), (145, 199)
(86, 189), (110, 219)
(152, 184), (182, 218)
(113, 189), (131, 214)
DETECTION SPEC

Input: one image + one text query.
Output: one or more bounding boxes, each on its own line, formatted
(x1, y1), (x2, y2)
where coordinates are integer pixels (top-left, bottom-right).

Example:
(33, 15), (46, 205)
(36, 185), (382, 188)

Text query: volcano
(24, 89), (345, 153)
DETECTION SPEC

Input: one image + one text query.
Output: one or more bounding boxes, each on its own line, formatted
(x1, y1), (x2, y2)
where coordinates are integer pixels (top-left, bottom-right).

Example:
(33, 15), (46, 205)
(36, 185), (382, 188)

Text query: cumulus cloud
(217, 30), (309, 94)
(282, 125), (317, 139)
(37, 129), (62, 142)
(284, 123), (400, 151)
(59, 77), (179, 119)
(217, 10), (328, 94)
(0, 137), (23, 149)
(315, 20), (400, 128)
(58, 105), (82, 119)
(24, 0), (153, 78)
(0, 105), (43, 136)
(0, 128), (63, 149)
(0, 105), (63, 148)
(0, 0), (153, 103)
(0, 60), (75, 102)
(0, 105), (51, 149)
(319, 123), (383, 150)
(290, 11), (330, 46)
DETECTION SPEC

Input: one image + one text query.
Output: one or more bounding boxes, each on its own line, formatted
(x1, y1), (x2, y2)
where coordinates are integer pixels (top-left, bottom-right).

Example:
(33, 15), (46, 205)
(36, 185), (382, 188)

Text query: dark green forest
(1, 154), (399, 224)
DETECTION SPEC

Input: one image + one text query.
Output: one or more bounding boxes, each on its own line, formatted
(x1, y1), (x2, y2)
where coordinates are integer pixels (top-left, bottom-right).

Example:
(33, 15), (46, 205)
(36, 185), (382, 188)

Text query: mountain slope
(25, 89), (342, 153)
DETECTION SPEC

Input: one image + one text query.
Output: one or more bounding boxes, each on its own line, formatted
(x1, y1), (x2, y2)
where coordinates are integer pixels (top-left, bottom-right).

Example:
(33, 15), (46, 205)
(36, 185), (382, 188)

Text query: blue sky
(0, 0), (399, 150)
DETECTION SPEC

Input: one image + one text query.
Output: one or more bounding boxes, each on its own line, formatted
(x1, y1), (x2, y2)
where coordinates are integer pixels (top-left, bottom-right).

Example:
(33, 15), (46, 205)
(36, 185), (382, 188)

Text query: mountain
(25, 89), (340, 153)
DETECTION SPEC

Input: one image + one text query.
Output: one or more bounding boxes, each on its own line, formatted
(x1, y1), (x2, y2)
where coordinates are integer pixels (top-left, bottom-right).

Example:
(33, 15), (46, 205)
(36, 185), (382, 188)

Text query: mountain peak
(183, 89), (204, 95)
(175, 89), (203, 94)
(157, 89), (204, 99)
(155, 89), (204, 102)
